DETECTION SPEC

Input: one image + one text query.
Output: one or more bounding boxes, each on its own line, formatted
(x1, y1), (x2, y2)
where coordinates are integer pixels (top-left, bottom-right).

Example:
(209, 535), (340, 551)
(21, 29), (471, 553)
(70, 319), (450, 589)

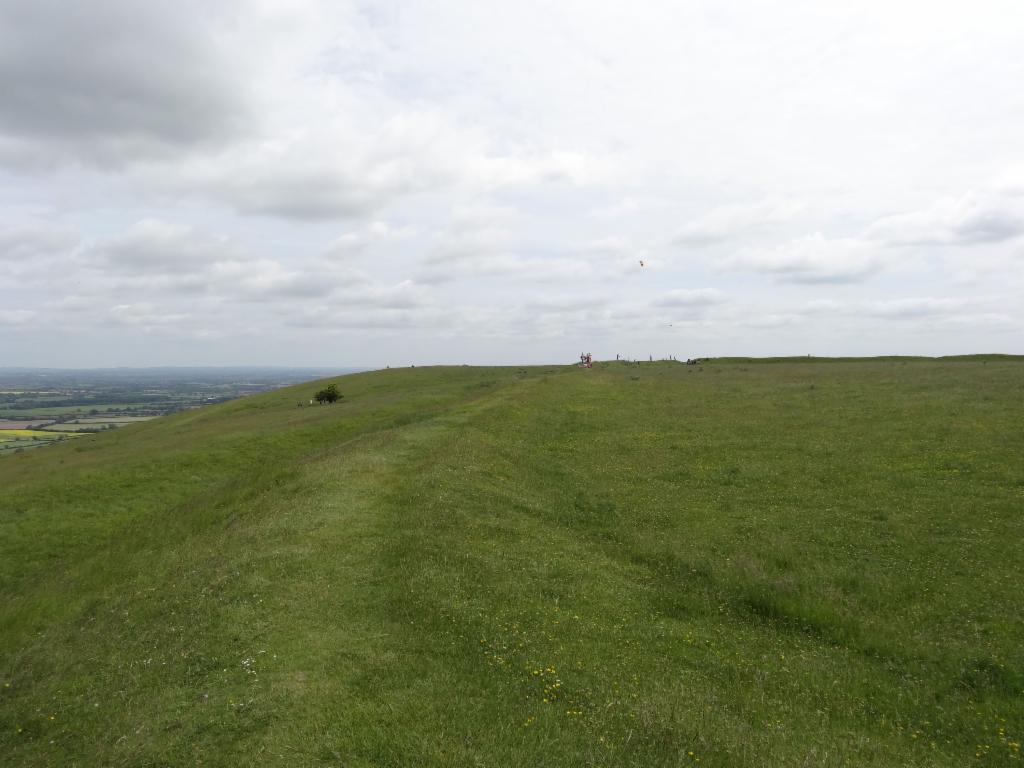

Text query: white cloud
(0, 226), (77, 261)
(3, 0), (1024, 364)
(90, 219), (245, 274)
(0, 1), (252, 170)
(203, 259), (336, 301)
(860, 297), (969, 319)
(866, 191), (1024, 246)
(721, 234), (883, 284)
(0, 309), (36, 326)
(108, 303), (189, 328)
(786, 296), (1018, 328)
(156, 108), (465, 220)
(281, 301), (450, 332)
(525, 294), (607, 312)
(673, 200), (804, 246)
(467, 150), (613, 189)
(326, 221), (409, 260)
(653, 288), (729, 308)
(418, 206), (596, 283)
(740, 313), (802, 329)
(934, 313), (1017, 330)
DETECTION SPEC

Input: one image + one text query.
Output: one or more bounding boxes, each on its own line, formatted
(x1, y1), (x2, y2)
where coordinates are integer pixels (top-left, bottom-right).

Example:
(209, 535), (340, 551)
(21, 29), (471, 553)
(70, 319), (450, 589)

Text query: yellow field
(0, 429), (63, 440)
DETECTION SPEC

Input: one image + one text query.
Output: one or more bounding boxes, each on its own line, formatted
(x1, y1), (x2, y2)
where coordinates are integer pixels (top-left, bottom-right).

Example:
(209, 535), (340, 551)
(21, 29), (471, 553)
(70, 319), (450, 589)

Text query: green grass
(1, 360), (1022, 766)
(706, 354), (1024, 364)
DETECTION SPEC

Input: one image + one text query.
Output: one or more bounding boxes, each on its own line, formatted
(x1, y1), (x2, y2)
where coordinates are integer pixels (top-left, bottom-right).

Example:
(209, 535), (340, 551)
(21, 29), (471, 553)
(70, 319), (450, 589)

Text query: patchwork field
(72, 416), (157, 424)
(0, 421), (52, 430)
(35, 423), (110, 433)
(0, 404), (145, 418)
(0, 367), (360, 452)
(0, 430), (55, 440)
(0, 429), (80, 452)
(0, 359), (1022, 767)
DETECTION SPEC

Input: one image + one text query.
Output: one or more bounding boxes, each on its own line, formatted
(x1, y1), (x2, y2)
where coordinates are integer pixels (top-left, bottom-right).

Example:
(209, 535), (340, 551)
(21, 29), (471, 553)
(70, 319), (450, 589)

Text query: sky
(1, 0), (1022, 367)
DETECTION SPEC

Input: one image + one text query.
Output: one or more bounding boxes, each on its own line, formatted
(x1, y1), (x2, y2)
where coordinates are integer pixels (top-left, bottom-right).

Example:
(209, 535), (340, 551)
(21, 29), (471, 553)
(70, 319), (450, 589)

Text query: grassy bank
(1, 360), (1022, 766)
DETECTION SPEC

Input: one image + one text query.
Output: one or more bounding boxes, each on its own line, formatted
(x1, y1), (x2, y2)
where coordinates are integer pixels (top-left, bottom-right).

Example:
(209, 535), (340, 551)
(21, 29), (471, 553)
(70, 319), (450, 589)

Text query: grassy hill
(2, 360), (1022, 767)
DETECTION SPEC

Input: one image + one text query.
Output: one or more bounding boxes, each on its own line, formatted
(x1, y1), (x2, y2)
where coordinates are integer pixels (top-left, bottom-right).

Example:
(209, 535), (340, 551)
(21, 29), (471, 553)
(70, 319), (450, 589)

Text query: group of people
(581, 353), (701, 367)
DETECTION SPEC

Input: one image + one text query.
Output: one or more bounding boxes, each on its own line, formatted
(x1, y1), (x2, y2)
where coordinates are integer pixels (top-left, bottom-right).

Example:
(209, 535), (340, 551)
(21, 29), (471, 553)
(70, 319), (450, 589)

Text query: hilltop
(1, 359), (1022, 766)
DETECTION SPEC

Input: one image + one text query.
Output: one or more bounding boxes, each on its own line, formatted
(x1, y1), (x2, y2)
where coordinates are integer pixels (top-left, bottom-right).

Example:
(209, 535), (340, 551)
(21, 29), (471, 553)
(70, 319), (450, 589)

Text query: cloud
(0, 226), (77, 261)
(46, 295), (96, 314)
(0, 309), (36, 326)
(467, 150), (612, 189)
(673, 200), (804, 245)
(860, 297), (969, 318)
(3, 2), (1024, 363)
(419, 210), (658, 284)
(800, 299), (846, 315)
(108, 303), (189, 328)
(0, 1), (251, 170)
(789, 296), (1017, 328)
(446, 301), (626, 339)
(90, 219), (246, 275)
(326, 221), (409, 260)
(203, 259), (337, 301)
(653, 288), (729, 308)
(282, 299), (447, 331)
(419, 206), (595, 283)
(650, 288), (729, 324)
(856, 299), (1019, 332)
(432, 253), (595, 283)
(334, 279), (429, 310)
(525, 295), (608, 312)
(787, 297), (969, 319)
(577, 236), (651, 275)
(426, 221), (516, 267)
(150, 101), (492, 221)
(737, 296), (1020, 334)
(71, 220), (417, 313)
(729, 293), (1022, 337)
(721, 234), (883, 283)
(866, 191), (1024, 246)
(934, 313), (1017, 330)
(185, 254), (386, 303)
(949, 250), (1024, 286)
(167, 143), (440, 221)
(740, 313), (802, 329)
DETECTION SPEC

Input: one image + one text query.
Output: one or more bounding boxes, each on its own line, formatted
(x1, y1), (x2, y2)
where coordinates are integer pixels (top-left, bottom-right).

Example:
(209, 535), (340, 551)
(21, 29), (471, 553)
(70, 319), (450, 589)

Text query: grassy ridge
(706, 355), (1024, 364)
(1, 361), (1022, 766)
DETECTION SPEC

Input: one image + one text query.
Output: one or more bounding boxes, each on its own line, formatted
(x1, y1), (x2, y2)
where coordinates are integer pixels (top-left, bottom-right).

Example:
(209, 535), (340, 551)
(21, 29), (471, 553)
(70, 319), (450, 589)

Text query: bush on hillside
(315, 384), (342, 404)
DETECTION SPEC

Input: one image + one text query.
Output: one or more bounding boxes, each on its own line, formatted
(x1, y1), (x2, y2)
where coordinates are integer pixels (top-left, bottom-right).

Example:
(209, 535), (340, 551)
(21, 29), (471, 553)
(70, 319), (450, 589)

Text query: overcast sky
(1, 0), (1022, 367)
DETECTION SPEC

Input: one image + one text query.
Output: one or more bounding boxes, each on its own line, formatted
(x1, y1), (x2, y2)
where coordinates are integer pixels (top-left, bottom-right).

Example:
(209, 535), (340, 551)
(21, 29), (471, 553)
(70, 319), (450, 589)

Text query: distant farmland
(1, 358), (1021, 766)
(0, 367), (360, 452)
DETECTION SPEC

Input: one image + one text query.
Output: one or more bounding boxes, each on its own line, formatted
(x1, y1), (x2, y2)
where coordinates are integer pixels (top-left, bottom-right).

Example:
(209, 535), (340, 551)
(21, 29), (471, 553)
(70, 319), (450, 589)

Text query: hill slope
(2, 360), (1023, 767)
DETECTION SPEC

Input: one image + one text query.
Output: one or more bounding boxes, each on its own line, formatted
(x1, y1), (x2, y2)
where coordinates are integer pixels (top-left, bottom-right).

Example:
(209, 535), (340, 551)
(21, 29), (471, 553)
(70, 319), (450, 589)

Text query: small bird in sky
(639, 260), (645, 267)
